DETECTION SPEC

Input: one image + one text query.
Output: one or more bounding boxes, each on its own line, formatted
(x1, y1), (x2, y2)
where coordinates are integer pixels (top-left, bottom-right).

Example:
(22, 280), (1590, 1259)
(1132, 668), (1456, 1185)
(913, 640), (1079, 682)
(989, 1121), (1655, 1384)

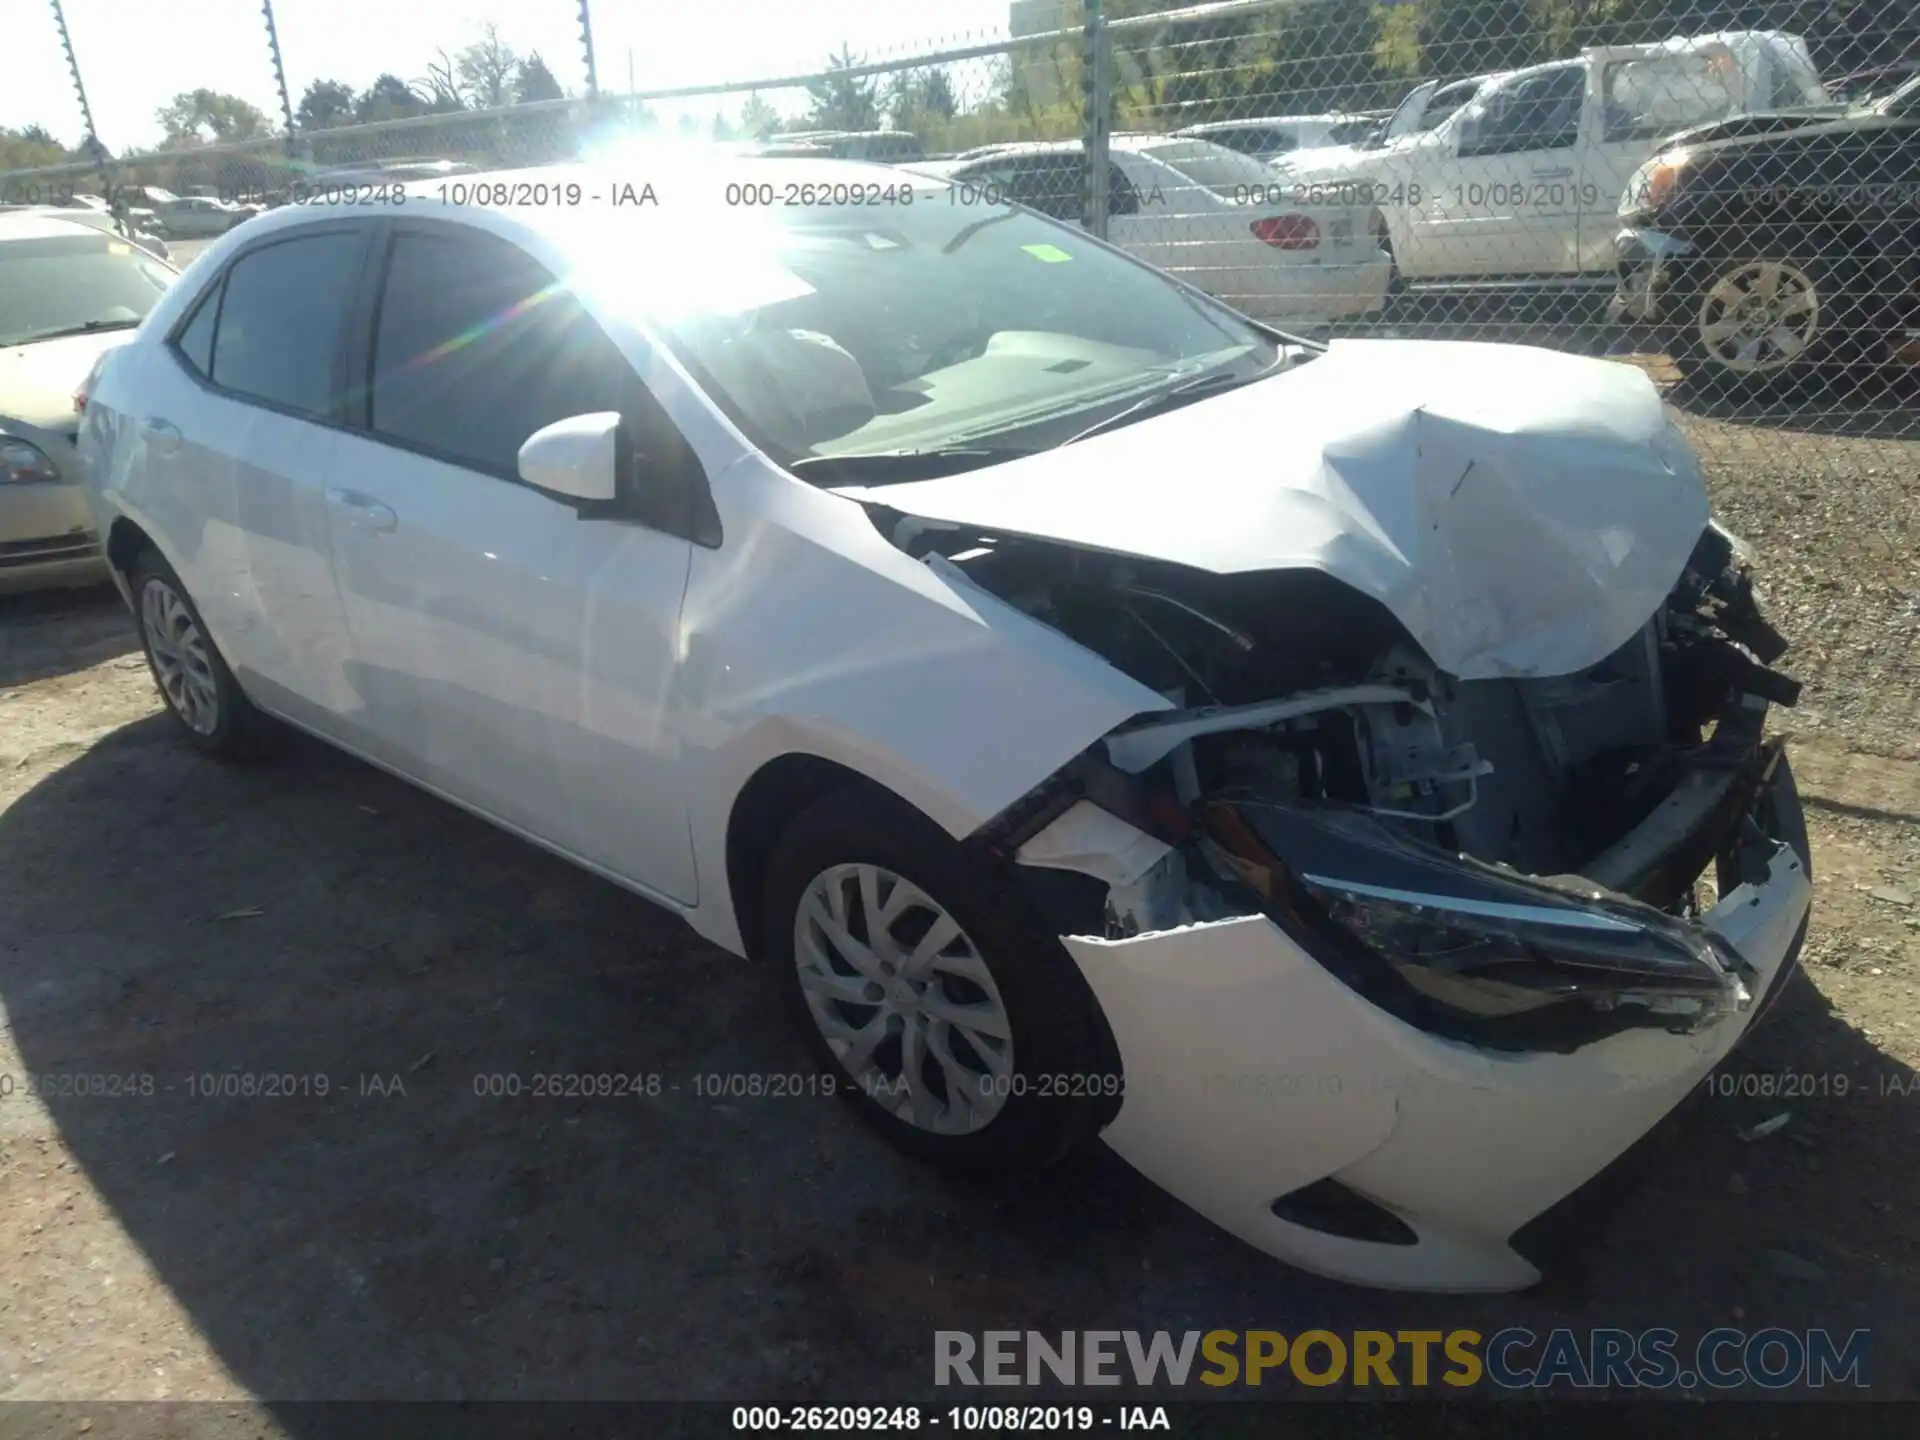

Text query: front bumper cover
(1611, 225), (1695, 324)
(1060, 824), (1808, 1291)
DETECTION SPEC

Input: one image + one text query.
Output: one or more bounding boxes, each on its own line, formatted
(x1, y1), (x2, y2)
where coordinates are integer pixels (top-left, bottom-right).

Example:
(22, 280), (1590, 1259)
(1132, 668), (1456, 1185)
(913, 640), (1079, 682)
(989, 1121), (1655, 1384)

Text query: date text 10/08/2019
(731, 1406), (1170, 1431)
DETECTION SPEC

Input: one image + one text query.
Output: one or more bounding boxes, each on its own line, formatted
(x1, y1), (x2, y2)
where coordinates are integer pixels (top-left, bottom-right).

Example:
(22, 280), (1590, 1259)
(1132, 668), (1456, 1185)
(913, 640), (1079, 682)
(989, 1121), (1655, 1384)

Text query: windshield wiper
(11, 318), (142, 345)
(788, 444), (1036, 485)
(1060, 351), (1299, 447)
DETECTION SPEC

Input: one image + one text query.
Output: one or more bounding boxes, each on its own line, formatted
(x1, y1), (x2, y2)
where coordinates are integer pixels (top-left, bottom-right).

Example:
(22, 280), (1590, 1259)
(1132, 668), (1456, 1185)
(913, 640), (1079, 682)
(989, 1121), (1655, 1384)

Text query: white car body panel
(836, 338), (1709, 681)
(73, 169), (1815, 1291)
(1066, 842), (1810, 1290)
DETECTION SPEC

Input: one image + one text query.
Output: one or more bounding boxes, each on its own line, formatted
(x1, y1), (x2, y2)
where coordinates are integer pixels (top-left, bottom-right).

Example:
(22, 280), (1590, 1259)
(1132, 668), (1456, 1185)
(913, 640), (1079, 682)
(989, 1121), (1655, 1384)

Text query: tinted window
(210, 231), (363, 415)
(369, 231), (636, 476)
(173, 282), (219, 376)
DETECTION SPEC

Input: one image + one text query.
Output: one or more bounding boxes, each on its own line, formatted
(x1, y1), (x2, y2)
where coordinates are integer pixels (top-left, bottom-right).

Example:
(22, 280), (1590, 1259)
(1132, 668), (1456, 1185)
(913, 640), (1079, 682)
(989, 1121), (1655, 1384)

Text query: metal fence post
(262, 0), (300, 164)
(579, 0), (600, 101)
(49, 0), (113, 204)
(1082, 0), (1110, 239)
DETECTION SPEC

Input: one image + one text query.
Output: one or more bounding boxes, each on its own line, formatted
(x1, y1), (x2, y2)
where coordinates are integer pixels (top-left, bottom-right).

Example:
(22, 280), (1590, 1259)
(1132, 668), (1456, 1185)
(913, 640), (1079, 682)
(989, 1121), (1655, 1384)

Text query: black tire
(1668, 228), (1876, 402)
(763, 785), (1116, 1175)
(128, 548), (266, 758)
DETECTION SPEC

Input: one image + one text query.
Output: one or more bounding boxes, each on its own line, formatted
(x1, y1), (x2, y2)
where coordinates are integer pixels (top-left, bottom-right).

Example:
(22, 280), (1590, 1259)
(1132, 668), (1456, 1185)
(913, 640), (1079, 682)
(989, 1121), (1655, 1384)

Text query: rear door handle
(325, 486), (398, 534)
(140, 416), (181, 455)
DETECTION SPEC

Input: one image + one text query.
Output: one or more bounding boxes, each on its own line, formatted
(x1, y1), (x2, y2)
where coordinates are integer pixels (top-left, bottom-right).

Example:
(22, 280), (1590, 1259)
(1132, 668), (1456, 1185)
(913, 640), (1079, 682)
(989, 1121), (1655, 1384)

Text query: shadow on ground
(0, 718), (1913, 1406)
(0, 585), (134, 688)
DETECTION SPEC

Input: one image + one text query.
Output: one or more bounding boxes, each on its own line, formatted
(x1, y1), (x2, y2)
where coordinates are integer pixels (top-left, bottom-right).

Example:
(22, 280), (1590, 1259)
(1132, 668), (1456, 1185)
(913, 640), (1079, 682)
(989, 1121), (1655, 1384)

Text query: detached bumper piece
(1612, 226), (1694, 323)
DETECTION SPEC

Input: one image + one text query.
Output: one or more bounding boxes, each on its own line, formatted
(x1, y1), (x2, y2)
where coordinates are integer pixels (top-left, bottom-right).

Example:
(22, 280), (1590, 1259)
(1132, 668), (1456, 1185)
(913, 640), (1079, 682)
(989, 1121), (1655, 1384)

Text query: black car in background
(1614, 73), (1919, 396)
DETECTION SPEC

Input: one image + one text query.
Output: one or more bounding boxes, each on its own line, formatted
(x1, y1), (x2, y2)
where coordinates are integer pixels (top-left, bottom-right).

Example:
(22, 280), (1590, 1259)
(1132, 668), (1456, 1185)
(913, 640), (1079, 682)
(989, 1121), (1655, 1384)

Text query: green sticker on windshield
(1021, 243), (1073, 263)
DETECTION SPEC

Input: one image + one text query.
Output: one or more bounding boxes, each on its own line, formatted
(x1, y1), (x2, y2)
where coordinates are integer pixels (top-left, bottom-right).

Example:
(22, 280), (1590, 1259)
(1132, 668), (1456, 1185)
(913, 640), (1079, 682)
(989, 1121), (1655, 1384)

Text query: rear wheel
(763, 786), (1116, 1174)
(129, 550), (265, 757)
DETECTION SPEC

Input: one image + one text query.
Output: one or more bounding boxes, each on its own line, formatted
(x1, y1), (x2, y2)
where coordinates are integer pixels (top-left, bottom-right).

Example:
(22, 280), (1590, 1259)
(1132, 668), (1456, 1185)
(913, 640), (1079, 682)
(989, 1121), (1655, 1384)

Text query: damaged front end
(962, 520), (1808, 1058)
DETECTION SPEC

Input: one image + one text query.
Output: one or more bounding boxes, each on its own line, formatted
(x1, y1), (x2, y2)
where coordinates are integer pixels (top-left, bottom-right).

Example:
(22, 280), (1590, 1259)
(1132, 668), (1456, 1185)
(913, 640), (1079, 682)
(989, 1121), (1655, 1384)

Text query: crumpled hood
(835, 339), (1710, 681)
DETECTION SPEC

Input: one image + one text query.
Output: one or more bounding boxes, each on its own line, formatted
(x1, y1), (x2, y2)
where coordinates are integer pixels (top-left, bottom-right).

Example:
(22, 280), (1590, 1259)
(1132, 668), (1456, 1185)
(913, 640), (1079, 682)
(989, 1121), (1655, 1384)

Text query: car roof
(1177, 114), (1372, 130)
(0, 210), (118, 242)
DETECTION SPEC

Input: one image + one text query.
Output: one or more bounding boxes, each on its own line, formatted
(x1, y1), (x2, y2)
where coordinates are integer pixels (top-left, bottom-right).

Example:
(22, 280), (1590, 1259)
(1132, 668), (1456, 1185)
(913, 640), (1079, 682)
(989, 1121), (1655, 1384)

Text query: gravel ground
(0, 356), (1916, 1421)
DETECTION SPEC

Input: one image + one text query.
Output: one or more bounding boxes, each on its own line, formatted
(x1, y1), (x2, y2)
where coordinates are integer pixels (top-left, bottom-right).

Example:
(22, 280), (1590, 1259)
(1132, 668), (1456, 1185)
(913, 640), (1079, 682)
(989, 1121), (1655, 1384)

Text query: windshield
(1131, 140), (1280, 196)
(0, 233), (174, 346)
(581, 183), (1275, 465)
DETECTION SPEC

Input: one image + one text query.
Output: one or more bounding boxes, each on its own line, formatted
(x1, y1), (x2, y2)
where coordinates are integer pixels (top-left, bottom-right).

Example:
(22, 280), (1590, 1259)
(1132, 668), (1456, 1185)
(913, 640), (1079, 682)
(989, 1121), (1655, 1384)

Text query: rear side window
(173, 284), (218, 376)
(209, 231), (363, 417)
(368, 230), (637, 477)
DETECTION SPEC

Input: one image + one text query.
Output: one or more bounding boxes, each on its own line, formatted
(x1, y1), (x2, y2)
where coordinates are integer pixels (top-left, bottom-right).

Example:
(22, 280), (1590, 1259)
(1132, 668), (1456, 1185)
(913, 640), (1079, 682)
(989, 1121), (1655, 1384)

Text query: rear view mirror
(518, 411), (622, 503)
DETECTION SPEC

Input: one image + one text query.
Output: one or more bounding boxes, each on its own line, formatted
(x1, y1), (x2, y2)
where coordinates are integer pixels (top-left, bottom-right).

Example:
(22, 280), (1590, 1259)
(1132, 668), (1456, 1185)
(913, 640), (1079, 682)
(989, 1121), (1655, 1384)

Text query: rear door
(1409, 62), (1589, 276)
(321, 220), (700, 902)
(143, 224), (374, 736)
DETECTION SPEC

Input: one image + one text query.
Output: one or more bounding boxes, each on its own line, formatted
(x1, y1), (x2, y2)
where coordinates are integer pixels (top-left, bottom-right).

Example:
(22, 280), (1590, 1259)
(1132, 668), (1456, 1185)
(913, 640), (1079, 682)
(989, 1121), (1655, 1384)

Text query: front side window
(0, 232), (174, 347)
(209, 231), (363, 416)
(369, 230), (637, 477)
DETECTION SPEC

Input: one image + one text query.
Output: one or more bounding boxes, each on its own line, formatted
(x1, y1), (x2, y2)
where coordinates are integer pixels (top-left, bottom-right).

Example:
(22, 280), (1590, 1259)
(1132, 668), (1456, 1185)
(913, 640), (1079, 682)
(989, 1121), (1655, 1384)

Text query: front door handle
(140, 416), (181, 455)
(325, 486), (398, 534)
(1530, 167), (1575, 179)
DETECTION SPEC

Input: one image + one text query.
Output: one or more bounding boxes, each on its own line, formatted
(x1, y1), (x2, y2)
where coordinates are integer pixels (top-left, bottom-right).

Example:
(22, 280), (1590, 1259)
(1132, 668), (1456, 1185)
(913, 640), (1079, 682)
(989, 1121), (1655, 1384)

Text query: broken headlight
(1204, 802), (1748, 1054)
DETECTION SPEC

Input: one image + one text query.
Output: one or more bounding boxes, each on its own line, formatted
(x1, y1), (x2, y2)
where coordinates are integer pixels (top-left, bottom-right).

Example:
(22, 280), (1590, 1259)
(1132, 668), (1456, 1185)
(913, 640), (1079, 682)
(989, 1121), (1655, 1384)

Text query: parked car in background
(0, 212), (174, 592)
(1273, 31), (1830, 283)
(746, 131), (927, 162)
(1614, 71), (1920, 394)
(152, 195), (263, 238)
(74, 158), (1813, 1292)
(8, 203), (170, 261)
(920, 135), (1391, 324)
(1827, 59), (1920, 105)
(1172, 114), (1383, 161)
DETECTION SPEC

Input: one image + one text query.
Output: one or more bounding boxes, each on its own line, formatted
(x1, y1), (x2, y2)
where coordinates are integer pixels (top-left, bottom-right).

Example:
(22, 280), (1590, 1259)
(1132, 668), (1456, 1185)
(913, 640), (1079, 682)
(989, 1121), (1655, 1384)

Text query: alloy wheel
(1696, 260), (1821, 375)
(793, 862), (1015, 1136)
(140, 577), (220, 735)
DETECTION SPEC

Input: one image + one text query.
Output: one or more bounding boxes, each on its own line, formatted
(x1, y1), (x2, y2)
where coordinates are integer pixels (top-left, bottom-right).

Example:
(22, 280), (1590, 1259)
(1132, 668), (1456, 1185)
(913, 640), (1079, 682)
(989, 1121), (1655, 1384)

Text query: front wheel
(763, 786), (1116, 1174)
(1669, 239), (1873, 400)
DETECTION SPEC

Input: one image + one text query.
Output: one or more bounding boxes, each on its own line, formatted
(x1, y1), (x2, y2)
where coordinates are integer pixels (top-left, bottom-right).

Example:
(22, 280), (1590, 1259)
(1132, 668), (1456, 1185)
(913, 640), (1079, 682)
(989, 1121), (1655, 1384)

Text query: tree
(515, 52), (564, 103)
(0, 124), (75, 171)
(457, 23), (521, 109)
(712, 112), (736, 141)
(296, 79), (356, 131)
(886, 67), (959, 129)
(737, 92), (780, 139)
(354, 73), (425, 124)
(416, 49), (466, 112)
(805, 46), (880, 130)
(156, 90), (272, 144)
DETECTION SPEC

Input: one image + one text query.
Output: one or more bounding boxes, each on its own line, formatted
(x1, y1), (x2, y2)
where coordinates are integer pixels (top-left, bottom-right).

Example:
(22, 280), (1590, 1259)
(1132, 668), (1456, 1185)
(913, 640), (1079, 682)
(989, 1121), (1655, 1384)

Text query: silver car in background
(0, 213), (175, 592)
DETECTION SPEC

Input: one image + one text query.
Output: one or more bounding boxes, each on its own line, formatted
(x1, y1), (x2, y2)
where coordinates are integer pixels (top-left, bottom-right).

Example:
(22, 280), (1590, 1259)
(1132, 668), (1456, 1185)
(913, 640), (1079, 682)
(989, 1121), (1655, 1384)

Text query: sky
(1, 0), (1022, 150)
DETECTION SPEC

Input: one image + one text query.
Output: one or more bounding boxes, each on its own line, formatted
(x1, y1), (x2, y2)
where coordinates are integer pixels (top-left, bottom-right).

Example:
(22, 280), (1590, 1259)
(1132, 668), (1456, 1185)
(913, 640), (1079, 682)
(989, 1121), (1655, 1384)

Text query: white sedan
(76, 158), (1812, 1292)
(920, 136), (1392, 325)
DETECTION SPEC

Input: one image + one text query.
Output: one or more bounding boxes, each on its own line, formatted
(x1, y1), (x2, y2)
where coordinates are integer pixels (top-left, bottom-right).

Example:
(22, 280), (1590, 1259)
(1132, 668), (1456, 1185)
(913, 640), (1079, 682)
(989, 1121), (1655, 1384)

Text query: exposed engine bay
(878, 511), (1806, 1057)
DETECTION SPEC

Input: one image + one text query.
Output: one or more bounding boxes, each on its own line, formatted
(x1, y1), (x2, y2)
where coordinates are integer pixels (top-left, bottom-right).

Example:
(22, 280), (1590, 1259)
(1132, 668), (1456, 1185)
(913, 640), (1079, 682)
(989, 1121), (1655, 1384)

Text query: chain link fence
(2, 0), (1916, 730)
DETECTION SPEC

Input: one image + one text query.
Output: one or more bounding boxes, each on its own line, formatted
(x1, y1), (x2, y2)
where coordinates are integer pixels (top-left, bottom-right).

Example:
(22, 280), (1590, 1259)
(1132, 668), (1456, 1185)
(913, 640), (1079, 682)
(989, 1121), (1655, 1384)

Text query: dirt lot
(1, 375), (1917, 1418)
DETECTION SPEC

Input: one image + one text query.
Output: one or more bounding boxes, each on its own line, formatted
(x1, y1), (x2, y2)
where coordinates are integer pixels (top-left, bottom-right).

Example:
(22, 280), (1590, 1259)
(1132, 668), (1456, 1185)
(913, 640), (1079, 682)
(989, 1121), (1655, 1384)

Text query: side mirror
(518, 411), (622, 504)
